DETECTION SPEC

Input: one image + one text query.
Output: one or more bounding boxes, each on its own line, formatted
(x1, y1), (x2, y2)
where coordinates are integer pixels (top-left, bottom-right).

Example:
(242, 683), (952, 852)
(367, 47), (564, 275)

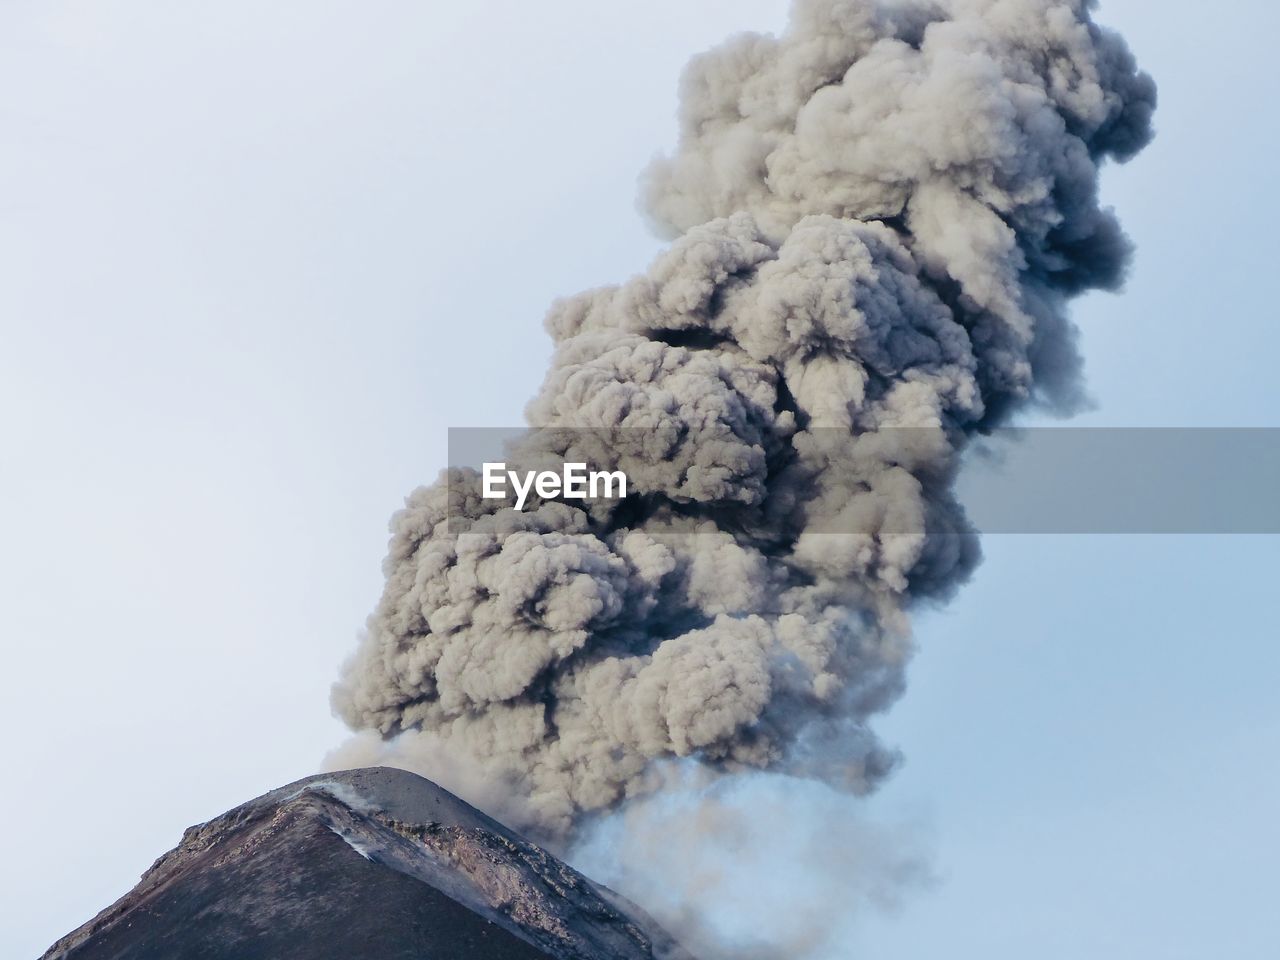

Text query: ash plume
(331, 0), (1154, 839)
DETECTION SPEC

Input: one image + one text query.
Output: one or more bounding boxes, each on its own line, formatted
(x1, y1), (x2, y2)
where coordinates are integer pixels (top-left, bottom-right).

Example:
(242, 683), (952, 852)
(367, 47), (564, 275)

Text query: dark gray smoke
(330, 0), (1154, 839)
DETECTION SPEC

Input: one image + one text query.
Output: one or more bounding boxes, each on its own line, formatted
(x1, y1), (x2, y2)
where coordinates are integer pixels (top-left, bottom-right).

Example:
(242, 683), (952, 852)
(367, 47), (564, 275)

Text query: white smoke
(329, 0), (1154, 854)
(571, 767), (934, 960)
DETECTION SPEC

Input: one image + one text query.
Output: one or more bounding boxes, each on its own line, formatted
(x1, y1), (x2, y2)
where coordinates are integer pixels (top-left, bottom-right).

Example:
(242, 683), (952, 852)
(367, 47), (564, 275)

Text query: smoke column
(330, 0), (1154, 841)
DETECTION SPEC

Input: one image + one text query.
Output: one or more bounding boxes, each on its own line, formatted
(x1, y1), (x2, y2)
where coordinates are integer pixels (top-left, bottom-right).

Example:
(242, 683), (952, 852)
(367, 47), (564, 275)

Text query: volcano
(40, 767), (690, 960)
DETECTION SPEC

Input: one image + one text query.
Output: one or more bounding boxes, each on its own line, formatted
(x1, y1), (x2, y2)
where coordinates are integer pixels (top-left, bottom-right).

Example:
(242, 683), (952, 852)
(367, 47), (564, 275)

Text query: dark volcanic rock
(41, 767), (690, 960)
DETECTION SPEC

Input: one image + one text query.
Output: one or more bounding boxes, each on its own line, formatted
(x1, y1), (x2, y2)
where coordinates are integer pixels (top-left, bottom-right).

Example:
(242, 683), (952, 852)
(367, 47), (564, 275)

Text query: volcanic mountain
(40, 767), (691, 960)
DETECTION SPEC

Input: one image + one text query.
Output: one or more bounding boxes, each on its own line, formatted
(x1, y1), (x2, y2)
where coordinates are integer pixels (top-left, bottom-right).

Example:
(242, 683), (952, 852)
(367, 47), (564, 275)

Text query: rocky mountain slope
(40, 767), (690, 960)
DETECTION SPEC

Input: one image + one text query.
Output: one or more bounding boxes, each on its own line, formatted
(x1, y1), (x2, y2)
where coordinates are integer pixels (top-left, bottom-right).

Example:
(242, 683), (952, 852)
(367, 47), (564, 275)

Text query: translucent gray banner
(446, 427), (1280, 534)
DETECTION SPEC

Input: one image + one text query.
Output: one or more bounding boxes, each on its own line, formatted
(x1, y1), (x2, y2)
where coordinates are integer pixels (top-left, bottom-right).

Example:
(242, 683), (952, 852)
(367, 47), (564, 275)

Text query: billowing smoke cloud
(330, 0), (1154, 840)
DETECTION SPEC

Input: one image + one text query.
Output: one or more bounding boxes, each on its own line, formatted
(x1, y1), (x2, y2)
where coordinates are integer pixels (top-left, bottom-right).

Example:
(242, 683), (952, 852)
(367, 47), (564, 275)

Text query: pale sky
(2, 2), (1277, 958)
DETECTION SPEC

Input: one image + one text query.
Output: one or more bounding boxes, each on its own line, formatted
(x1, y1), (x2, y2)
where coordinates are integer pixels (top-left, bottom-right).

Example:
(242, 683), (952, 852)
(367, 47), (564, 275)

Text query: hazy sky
(2, 2), (1277, 958)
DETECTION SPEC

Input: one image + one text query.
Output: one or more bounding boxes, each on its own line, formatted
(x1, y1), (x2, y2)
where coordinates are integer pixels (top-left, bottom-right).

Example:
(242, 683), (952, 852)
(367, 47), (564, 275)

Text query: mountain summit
(41, 767), (690, 960)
